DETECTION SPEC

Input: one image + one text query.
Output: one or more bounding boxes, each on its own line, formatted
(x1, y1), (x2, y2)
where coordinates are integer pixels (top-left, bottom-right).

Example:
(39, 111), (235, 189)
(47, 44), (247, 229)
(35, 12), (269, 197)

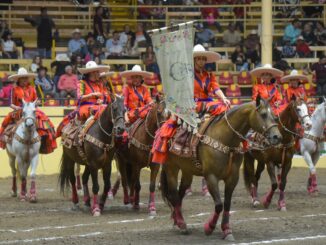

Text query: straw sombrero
(193, 44), (221, 63)
(281, 69), (308, 83)
(78, 61), (110, 74)
(8, 68), (36, 81)
(120, 65), (152, 79)
(250, 64), (283, 78)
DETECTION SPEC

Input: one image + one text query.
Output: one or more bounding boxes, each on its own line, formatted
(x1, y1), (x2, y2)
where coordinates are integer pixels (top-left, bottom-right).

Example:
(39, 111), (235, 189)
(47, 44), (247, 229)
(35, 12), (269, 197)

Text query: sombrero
(100, 71), (115, 78)
(78, 61), (110, 74)
(193, 44), (221, 63)
(120, 65), (152, 79)
(250, 64), (283, 78)
(281, 69), (308, 83)
(8, 68), (36, 81)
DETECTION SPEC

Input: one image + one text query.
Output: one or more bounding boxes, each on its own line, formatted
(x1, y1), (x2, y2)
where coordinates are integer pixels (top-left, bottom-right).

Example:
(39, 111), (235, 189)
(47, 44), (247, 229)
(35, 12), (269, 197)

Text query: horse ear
(255, 95), (261, 108)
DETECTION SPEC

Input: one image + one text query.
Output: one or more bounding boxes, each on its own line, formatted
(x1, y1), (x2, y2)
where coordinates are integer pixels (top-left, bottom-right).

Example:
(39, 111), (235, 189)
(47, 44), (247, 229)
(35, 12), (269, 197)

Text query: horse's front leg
(278, 160), (293, 211)
(90, 166), (101, 216)
(29, 154), (39, 203)
(148, 162), (160, 216)
(8, 154), (17, 197)
(99, 163), (112, 211)
(17, 157), (28, 201)
(302, 150), (317, 194)
(82, 166), (91, 208)
(262, 162), (277, 208)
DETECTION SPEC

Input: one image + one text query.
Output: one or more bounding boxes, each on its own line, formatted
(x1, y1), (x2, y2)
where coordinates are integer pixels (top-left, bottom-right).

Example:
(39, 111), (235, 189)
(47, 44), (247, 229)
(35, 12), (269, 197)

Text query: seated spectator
(302, 23), (317, 46)
(135, 23), (151, 48)
(282, 40), (296, 58)
(85, 42), (105, 62)
(311, 56), (326, 102)
(223, 23), (242, 47)
(0, 74), (13, 106)
(51, 53), (71, 86)
(68, 28), (87, 57)
(122, 33), (139, 57)
(296, 36), (312, 58)
(34, 66), (57, 99)
(106, 31), (123, 57)
(71, 54), (84, 79)
(138, 0), (154, 19)
(86, 32), (96, 53)
(315, 21), (326, 46)
(201, 0), (222, 32)
(244, 30), (260, 60)
(57, 65), (78, 105)
(30, 55), (43, 73)
(119, 25), (135, 48)
(246, 43), (261, 67)
(283, 18), (301, 45)
(231, 45), (249, 71)
(195, 23), (215, 47)
(1, 32), (18, 59)
(0, 20), (10, 39)
(143, 45), (160, 75)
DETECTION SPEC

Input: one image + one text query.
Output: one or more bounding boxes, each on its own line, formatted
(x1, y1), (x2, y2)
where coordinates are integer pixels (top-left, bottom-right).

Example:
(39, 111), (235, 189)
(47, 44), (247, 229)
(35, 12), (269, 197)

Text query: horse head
(22, 99), (37, 130)
(111, 95), (125, 136)
(252, 95), (282, 145)
(291, 95), (312, 130)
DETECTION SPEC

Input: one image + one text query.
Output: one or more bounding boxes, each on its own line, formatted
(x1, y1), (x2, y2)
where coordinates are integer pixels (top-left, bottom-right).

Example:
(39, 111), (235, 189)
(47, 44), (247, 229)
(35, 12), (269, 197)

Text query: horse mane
(212, 102), (254, 124)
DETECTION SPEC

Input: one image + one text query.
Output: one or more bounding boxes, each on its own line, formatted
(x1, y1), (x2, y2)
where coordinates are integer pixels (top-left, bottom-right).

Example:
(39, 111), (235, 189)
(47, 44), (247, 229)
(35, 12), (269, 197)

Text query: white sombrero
(8, 68), (36, 81)
(100, 71), (115, 78)
(120, 65), (152, 79)
(250, 64), (283, 78)
(78, 61), (110, 74)
(281, 69), (308, 83)
(193, 44), (221, 63)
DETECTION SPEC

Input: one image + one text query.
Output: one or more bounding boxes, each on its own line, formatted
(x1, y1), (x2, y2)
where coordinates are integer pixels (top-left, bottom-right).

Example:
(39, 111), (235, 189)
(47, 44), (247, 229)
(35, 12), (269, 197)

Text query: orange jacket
(284, 87), (306, 102)
(194, 70), (220, 100)
(123, 85), (152, 110)
(11, 85), (37, 107)
(77, 79), (105, 104)
(252, 84), (282, 104)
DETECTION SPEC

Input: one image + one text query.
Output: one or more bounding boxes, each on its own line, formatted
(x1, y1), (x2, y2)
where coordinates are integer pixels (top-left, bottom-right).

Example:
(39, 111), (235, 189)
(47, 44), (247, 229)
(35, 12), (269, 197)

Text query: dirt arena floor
(0, 167), (326, 245)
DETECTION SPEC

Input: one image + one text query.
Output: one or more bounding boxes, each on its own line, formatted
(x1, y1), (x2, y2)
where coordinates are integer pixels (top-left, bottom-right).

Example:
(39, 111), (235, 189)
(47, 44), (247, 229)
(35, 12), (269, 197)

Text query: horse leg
(202, 178), (211, 197)
(221, 171), (239, 241)
(302, 150), (316, 194)
(204, 174), (222, 236)
(178, 173), (193, 202)
(75, 164), (82, 191)
(17, 157), (28, 201)
(116, 155), (130, 205)
(82, 166), (91, 207)
(133, 171), (141, 210)
(310, 152), (320, 195)
(100, 164), (112, 211)
(278, 160), (292, 211)
(262, 162), (277, 208)
(29, 154), (39, 203)
(148, 162), (160, 216)
(253, 161), (265, 205)
(89, 167), (101, 216)
(8, 154), (17, 197)
(108, 175), (120, 200)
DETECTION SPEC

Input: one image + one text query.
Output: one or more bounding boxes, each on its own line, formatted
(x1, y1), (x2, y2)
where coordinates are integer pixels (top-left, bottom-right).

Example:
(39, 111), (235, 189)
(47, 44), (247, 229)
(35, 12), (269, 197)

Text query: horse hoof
(149, 210), (157, 217)
(185, 189), (192, 196)
(179, 225), (189, 235)
(107, 191), (114, 200)
(11, 192), (17, 197)
(223, 233), (235, 241)
(71, 203), (80, 211)
(262, 198), (271, 209)
(279, 206), (287, 212)
(29, 196), (37, 203)
(203, 191), (211, 198)
(93, 210), (101, 217)
(252, 200), (260, 207)
(204, 223), (215, 236)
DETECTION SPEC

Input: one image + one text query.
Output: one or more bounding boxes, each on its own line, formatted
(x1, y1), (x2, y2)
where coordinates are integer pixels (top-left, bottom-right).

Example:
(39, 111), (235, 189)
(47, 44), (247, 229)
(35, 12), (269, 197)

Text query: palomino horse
(160, 97), (282, 241)
(243, 97), (312, 211)
(59, 95), (125, 216)
(116, 99), (166, 215)
(6, 100), (41, 202)
(300, 98), (326, 195)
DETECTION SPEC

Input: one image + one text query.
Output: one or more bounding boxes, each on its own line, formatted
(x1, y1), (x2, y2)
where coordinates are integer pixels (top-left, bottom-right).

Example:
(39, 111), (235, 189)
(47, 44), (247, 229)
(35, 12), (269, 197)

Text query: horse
(243, 97), (312, 211)
(6, 100), (41, 202)
(160, 97), (282, 241)
(58, 95), (125, 216)
(115, 99), (166, 216)
(300, 98), (326, 195)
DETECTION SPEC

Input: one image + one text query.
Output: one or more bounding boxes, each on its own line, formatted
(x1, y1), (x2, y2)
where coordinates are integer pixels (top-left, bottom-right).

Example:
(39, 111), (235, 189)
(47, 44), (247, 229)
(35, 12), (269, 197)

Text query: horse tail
(58, 152), (74, 194)
(160, 166), (172, 208)
(243, 153), (255, 192)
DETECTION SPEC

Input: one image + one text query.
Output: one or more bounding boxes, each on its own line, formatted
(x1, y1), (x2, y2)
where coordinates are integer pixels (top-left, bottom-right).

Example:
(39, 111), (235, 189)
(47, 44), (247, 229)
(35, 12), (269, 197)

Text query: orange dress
(0, 85), (57, 153)
(151, 70), (228, 165)
(123, 84), (152, 123)
(284, 87), (307, 102)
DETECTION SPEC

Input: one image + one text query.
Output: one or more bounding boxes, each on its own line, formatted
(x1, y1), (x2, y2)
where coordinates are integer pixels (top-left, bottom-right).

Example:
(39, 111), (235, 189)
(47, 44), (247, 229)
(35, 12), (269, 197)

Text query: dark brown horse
(115, 99), (166, 215)
(243, 97), (312, 211)
(160, 98), (282, 241)
(59, 95), (125, 216)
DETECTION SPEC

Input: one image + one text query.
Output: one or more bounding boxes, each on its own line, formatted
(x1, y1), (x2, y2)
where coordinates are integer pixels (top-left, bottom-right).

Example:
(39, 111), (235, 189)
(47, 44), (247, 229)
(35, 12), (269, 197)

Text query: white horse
(6, 100), (41, 202)
(300, 98), (326, 195)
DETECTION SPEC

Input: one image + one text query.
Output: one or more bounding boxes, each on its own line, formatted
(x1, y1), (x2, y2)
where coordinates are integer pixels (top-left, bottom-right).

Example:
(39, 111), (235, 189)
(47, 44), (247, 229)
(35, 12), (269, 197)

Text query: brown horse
(115, 99), (166, 215)
(243, 97), (312, 211)
(160, 97), (282, 241)
(58, 95), (125, 216)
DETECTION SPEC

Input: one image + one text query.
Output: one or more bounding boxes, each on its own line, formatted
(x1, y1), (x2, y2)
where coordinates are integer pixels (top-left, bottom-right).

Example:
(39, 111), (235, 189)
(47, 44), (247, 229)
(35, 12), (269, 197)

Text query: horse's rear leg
(82, 166), (91, 207)
(90, 167), (100, 216)
(262, 162), (277, 209)
(252, 161), (265, 206)
(303, 151), (317, 194)
(100, 164), (112, 211)
(8, 154), (17, 197)
(29, 154), (39, 203)
(204, 174), (222, 236)
(115, 155), (130, 204)
(75, 164), (82, 191)
(278, 160), (293, 211)
(148, 163), (160, 216)
(133, 172), (141, 210)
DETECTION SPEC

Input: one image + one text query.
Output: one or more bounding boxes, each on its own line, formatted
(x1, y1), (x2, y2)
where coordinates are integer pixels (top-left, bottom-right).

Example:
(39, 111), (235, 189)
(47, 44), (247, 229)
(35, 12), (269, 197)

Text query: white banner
(151, 22), (198, 128)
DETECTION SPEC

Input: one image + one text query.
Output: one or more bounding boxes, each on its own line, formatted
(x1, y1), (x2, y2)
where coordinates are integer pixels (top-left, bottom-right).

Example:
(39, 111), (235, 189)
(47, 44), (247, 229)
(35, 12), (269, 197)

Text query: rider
(151, 44), (231, 165)
(56, 61), (110, 138)
(0, 68), (57, 153)
(121, 65), (153, 124)
(250, 64), (285, 115)
(281, 69), (308, 102)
